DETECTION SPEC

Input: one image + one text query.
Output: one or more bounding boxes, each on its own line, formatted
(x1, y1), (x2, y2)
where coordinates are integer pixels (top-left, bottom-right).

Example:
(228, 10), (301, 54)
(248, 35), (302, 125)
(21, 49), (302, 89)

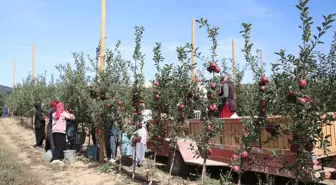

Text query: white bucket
(63, 150), (76, 164)
(42, 150), (53, 162)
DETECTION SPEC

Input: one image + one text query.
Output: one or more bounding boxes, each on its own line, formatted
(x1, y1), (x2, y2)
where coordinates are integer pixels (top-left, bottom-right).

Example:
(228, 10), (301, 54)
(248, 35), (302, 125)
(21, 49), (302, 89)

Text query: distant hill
(0, 85), (12, 94)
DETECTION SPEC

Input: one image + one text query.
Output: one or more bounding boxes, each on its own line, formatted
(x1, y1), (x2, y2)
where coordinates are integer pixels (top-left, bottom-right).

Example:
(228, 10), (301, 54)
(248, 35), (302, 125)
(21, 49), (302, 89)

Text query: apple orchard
(3, 0), (336, 185)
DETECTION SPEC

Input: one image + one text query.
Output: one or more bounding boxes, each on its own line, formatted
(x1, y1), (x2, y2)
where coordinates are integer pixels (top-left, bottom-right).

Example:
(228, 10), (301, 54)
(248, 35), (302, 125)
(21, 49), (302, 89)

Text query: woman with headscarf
(45, 100), (58, 152)
(219, 75), (237, 118)
(34, 103), (46, 148)
(51, 102), (75, 163)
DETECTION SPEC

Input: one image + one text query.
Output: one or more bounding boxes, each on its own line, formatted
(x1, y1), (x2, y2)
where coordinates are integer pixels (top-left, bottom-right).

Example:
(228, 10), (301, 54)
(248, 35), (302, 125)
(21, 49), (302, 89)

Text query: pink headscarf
(54, 102), (64, 120)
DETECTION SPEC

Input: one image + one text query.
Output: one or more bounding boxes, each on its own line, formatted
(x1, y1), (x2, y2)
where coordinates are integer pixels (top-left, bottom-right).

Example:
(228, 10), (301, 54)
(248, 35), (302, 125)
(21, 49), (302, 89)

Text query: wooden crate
(189, 117), (336, 157)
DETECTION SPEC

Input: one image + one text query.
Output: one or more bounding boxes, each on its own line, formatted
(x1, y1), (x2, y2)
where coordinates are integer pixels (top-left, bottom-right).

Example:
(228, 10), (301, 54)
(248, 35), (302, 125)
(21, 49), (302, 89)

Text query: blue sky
(1, 0), (335, 87)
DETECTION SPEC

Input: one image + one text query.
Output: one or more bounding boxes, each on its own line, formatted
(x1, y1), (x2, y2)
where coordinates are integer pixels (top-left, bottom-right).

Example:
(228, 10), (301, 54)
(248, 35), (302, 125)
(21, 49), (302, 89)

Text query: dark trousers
(35, 126), (45, 146)
(53, 133), (66, 160)
(91, 126), (97, 146)
(106, 135), (118, 160)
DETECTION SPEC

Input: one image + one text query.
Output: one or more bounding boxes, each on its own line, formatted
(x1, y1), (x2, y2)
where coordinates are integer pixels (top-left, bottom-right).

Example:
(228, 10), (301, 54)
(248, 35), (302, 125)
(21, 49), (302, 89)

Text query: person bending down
(51, 102), (75, 163)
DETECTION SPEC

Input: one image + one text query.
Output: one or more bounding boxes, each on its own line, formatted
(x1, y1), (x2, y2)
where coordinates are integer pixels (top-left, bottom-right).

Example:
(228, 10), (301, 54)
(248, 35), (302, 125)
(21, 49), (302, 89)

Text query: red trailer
(147, 116), (336, 180)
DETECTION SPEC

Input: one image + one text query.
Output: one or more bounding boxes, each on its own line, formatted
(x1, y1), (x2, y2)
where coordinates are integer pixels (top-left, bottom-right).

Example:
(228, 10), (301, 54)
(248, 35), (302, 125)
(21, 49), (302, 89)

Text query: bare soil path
(0, 118), (137, 185)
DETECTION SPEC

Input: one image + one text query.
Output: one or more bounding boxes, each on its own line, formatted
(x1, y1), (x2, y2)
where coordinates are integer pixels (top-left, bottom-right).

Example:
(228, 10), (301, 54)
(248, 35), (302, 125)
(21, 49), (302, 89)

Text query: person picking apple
(218, 75), (237, 118)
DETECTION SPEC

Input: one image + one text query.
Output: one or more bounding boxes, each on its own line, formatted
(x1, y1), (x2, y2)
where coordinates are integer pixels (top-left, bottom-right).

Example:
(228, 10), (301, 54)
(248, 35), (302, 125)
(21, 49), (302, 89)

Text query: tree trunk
(119, 141), (122, 172)
(87, 125), (91, 153)
(150, 152), (157, 183)
(99, 132), (105, 164)
(132, 144), (137, 179)
(201, 157), (207, 184)
(168, 145), (177, 185)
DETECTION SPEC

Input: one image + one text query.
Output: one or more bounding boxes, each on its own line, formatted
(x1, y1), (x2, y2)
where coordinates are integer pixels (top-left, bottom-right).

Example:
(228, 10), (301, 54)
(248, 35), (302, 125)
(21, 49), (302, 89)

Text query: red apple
(157, 135), (161, 140)
(287, 91), (296, 97)
(154, 81), (160, 86)
(290, 144), (298, 153)
(207, 149), (212, 155)
(259, 100), (267, 108)
(178, 104), (185, 110)
(106, 104), (111, 109)
(232, 165), (240, 172)
(118, 100), (123, 105)
(298, 79), (307, 88)
(155, 94), (160, 100)
(265, 124), (277, 136)
(132, 122), (136, 126)
(180, 114), (185, 119)
(241, 151), (248, 159)
(259, 86), (265, 92)
(210, 82), (216, 89)
(207, 124), (213, 131)
(298, 97), (307, 103)
(210, 62), (216, 69)
(321, 114), (327, 120)
(305, 95), (311, 102)
(138, 123), (142, 129)
(261, 75), (268, 84)
(208, 104), (218, 112)
(232, 154), (239, 160)
(214, 66), (220, 73)
(305, 143), (314, 152)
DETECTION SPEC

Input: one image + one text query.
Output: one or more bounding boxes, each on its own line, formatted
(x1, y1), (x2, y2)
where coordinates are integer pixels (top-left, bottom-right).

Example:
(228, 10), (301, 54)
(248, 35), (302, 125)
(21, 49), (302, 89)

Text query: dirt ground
(0, 118), (196, 185)
(1, 117), (336, 185)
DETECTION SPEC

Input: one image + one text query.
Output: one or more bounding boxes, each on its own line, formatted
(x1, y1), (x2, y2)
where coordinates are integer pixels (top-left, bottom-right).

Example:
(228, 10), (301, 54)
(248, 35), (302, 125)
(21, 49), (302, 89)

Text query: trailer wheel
(168, 150), (190, 176)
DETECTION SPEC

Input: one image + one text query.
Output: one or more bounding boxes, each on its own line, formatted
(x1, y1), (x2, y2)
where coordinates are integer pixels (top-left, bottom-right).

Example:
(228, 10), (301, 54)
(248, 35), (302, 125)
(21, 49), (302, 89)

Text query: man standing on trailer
(218, 75), (236, 118)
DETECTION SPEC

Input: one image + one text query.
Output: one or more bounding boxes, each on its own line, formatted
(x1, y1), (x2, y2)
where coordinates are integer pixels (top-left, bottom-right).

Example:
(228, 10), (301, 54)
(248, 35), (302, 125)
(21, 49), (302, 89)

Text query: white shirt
(141, 109), (152, 126)
(137, 127), (148, 144)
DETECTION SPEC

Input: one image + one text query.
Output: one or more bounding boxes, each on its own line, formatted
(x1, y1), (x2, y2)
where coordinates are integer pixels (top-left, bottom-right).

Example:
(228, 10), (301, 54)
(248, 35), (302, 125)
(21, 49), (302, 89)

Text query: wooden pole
(32, 44), (35, 80)
(191, 18), (195, 80)
(232, 39), (236, 82)
(232, 39), (237, 99)
(13, 60), (16, 91)
(99, 0), (106, 164)
(100, 0), (106, 71)
(260, 50), (263, 73)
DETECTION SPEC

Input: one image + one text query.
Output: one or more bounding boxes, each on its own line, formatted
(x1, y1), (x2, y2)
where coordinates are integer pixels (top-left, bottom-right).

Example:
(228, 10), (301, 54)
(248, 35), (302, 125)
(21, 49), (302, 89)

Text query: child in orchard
(51, 102), (75, 163)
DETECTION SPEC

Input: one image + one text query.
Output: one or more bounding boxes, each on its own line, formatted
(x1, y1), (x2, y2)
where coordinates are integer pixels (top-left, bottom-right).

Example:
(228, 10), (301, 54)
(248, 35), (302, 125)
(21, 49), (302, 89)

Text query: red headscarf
(50, 99), (58, 109)
(54, 102), (64, 120)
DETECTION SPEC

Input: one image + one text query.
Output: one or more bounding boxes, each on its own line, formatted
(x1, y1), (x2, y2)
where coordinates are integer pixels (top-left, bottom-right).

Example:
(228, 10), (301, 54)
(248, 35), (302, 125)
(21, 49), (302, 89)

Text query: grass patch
(0, 139), (41, 185)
